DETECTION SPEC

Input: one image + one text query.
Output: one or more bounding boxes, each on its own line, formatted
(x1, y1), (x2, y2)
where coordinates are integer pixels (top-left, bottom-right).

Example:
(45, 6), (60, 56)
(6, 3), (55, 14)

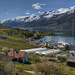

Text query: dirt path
(15, 69), (35, 74)
(24, 70), (35, 74)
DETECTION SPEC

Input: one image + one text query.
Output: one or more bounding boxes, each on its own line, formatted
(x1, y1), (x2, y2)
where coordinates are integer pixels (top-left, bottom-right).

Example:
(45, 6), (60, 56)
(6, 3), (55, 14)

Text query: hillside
(0, 24), (39, 50)
(0, 24), (55, 50)
(48, 11), (75, 30)
(33, 11), (75, 30)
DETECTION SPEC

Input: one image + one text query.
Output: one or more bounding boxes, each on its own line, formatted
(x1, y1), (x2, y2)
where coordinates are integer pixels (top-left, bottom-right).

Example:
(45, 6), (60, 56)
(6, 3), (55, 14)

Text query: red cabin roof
(8, 50), (26, 58)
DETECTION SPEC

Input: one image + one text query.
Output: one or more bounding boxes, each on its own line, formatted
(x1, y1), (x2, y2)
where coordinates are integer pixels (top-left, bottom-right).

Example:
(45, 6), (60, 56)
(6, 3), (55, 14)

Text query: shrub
(34, 34), (43, 39)
(35, 62), (63, 75)
(2, 47), (10, 55)
(0, 63), (13, 75)
(57, 56), (66, 62)
(28, 54), (42, 64)
(22, 32), (34, 38)
(15, 28), (20, 30)
(47, 53), (56, 57)
(64, 44), (70, 51)
(48, 58), (57, 62)
(0, 63), (4, 73)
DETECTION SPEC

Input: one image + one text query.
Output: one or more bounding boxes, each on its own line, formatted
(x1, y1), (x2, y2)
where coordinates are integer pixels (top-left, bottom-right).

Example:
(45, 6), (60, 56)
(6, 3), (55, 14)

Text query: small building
(66, 51), (75, 67)
(8, 50), (28, 63)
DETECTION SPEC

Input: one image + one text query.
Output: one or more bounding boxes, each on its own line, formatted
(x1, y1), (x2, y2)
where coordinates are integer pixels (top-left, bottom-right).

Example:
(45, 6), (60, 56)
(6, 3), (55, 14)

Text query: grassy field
(13, 53), (75, 75)
(0, 25), (39, 50)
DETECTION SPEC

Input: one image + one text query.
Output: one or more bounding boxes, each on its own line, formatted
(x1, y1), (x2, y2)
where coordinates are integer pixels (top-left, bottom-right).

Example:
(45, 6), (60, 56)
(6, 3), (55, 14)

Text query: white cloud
(25, 10), (30, 15)
(39, 3), (46, 6)
(32, 3), (46, 10)
(35, 6), (41, 10)
(38, 11), (41, 14)
(25, 12), (30, 15)
(37, 11), (44, 14)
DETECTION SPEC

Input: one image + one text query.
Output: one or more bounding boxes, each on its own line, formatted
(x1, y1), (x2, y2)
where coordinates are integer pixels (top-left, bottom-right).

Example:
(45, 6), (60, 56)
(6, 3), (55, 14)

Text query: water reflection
(39, 36), (75, 45)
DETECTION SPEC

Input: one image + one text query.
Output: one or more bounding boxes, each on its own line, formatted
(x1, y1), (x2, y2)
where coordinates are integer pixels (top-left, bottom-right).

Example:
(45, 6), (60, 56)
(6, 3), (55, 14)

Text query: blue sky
(0, 0), (75, 21)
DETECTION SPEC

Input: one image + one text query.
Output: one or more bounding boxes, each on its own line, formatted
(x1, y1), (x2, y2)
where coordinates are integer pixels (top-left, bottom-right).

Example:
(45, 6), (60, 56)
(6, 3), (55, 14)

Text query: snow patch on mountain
(0, 20), (8, 23)
(0, 14), (40, 24)
(25, 14), (40, 22)
(44, 6), (75, 18)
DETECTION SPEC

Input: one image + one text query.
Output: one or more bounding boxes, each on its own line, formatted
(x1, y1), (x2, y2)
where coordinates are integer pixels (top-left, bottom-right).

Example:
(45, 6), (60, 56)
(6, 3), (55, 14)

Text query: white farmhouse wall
(22, 52), (28, 63)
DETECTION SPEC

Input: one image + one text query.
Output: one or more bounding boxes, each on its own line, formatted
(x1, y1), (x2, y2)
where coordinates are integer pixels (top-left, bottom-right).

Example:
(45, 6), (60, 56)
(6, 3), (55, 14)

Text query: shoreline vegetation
(15, 28), (55, 39)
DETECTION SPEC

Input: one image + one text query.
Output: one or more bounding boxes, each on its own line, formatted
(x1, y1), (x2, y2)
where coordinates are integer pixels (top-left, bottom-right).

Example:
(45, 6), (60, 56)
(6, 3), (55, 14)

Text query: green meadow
(0, 25), (38, 50)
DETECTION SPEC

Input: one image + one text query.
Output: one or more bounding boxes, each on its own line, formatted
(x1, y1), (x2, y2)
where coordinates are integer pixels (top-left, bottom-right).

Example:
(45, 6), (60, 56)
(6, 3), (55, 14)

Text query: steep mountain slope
(24, 11), (75, 30)
(0, 14), (40, 27)
(0, 6), (75, 30)
(46, 12), (75, 30)
(0, 24), (38, 49)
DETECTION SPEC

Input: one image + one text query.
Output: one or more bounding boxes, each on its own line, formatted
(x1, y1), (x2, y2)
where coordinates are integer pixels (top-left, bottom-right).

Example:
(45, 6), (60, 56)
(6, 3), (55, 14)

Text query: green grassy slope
(0, 24), (38, 50)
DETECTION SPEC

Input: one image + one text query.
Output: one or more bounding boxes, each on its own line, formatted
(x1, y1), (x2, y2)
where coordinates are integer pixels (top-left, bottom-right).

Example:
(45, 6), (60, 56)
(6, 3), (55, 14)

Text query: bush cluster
(35, 62), (63, 75)
(28, 54), (42, 63)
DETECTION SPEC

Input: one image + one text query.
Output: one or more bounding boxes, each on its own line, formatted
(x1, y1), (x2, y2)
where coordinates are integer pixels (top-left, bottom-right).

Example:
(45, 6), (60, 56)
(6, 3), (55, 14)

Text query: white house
(8, 50), (28, 63)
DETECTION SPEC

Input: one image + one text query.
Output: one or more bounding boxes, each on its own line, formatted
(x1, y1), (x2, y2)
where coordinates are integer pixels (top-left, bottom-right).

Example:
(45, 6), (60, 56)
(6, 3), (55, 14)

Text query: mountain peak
(43, 6), (75, 18)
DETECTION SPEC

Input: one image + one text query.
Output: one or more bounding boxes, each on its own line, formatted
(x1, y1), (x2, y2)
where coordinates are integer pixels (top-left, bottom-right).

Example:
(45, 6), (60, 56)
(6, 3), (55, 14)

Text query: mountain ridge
(0, 6), (75, 30)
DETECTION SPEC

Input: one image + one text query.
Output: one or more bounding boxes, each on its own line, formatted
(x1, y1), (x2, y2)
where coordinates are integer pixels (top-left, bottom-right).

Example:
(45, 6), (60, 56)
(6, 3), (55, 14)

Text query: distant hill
(0, 6), (75, 30)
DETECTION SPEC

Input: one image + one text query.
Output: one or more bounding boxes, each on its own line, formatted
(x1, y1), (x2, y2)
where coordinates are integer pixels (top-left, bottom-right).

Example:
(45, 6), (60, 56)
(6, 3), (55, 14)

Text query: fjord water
(20, 27), (75, 45)
(39, 29), (75, 45)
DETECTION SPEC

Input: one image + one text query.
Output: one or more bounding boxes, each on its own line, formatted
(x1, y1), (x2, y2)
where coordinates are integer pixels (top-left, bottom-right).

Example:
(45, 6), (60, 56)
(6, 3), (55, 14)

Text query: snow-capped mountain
(0, 6), (75, 28)
(43, 6), (75, 18)
(0, 14), (40, 23)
